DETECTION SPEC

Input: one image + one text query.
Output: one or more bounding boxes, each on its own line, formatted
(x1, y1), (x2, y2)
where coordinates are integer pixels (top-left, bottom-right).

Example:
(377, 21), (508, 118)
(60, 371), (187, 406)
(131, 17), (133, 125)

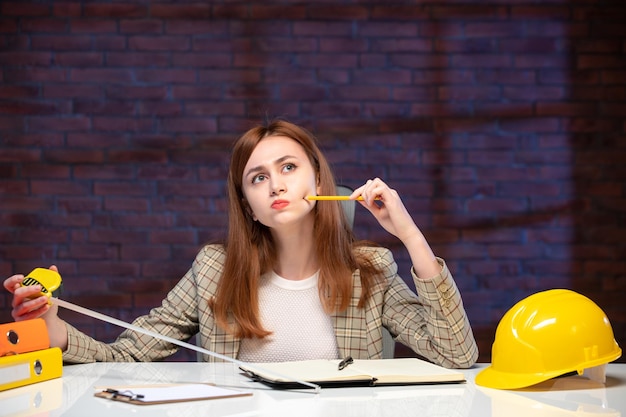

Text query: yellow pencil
(305, 196), (380, 201)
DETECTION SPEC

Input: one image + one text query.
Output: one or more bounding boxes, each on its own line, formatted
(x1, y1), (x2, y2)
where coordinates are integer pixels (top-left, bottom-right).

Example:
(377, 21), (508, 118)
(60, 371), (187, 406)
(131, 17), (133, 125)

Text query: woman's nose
(270, 179), (286, 195)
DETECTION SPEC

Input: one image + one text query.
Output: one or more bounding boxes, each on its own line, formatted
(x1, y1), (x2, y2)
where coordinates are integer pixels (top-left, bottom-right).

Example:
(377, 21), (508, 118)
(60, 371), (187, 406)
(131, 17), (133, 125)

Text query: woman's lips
(271, 200), (289, 209)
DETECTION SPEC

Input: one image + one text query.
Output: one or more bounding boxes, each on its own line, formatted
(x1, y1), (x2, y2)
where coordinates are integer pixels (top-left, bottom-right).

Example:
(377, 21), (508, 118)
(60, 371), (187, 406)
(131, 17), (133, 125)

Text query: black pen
(338, 356), (353, 371)
(103, 388), (144, 401)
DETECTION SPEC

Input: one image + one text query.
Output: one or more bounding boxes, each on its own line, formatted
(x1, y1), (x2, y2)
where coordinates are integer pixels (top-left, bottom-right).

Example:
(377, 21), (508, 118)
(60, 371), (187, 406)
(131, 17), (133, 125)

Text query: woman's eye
(252, 174), (267, 184)
(283, 163), (296, 173)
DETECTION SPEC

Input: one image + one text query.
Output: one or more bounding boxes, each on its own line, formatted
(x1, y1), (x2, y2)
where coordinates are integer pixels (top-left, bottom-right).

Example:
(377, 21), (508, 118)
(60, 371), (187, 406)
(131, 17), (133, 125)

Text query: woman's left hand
(351, 178), (420, 244)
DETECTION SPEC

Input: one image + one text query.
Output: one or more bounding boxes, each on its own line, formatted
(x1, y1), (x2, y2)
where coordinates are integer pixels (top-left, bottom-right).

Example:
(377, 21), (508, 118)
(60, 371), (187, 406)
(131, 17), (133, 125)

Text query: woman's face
(241, 135), (320, 229)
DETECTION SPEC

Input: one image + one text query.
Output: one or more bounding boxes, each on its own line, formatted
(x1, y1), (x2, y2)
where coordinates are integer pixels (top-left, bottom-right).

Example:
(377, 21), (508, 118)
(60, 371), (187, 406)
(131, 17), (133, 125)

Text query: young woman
(4, 120), (478, 368)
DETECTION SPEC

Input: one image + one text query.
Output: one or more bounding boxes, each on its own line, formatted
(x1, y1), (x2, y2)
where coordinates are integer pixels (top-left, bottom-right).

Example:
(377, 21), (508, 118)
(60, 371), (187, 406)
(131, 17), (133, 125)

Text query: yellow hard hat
(476, 289), (622, 389)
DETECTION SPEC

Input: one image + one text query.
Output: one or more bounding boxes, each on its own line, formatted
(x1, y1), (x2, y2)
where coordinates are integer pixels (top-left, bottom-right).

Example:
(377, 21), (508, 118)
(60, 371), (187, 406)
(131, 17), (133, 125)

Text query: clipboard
(94, 383), (252, 405)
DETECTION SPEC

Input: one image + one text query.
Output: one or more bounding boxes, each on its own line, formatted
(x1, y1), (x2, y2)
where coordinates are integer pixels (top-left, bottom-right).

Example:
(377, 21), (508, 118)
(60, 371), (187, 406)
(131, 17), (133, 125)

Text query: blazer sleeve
(378, 248), (479, 368)
(62, 245), (224, 363)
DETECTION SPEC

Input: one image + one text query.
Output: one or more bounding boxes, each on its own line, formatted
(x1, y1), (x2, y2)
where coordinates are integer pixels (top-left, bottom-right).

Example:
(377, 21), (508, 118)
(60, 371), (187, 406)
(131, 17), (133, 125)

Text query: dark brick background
(1, 1), (624, 363)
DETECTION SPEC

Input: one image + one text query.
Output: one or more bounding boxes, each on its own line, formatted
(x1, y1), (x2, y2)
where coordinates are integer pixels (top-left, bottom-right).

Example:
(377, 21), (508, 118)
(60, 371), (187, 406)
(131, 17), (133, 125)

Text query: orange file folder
(0, 347), (63, 392)
(0, 319), (50, 356)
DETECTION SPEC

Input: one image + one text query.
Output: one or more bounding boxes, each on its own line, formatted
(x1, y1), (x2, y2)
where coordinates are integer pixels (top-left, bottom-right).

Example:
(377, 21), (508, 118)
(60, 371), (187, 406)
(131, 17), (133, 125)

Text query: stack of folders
(0, 318), (63, 391)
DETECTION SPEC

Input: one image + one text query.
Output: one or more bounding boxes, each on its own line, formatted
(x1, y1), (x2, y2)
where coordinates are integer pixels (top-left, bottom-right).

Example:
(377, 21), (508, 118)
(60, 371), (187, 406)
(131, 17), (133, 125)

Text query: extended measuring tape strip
(21, 269), (321, 393)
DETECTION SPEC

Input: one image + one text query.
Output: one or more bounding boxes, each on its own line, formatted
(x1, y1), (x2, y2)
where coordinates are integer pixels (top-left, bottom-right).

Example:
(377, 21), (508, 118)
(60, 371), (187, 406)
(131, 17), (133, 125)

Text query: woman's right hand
(3, 266), (68, 350)
(4, 267), (59, 322)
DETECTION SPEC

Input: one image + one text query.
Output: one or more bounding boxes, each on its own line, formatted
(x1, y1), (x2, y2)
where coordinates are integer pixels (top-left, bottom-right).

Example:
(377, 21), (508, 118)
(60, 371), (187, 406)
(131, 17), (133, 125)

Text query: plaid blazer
(64, 244), (478, 368)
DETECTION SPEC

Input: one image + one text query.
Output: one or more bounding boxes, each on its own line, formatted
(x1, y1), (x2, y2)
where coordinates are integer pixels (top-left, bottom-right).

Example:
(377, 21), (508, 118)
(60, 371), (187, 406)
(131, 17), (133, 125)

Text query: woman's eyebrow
(244, 155), (298, 179)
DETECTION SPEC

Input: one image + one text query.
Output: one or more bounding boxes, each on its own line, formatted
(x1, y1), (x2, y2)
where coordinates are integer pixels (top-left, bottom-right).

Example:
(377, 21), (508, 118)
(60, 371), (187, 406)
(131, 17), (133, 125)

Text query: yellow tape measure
(21, 268), (63, 299)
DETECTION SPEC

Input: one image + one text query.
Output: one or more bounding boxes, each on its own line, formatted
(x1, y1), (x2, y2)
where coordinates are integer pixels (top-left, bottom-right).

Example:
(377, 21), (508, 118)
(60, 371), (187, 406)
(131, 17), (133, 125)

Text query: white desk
(2, 362), (625, 417)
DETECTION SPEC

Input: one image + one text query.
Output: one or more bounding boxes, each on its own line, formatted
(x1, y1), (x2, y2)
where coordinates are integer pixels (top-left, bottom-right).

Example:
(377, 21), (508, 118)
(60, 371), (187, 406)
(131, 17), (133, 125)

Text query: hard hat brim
(475, 346), (622, 390)
(475, 365), (565, 390)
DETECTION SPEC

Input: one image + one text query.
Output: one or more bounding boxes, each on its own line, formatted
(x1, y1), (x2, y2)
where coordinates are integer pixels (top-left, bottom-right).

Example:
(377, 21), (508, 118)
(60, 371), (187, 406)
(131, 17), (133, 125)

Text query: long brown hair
(211, 120), (383, 338)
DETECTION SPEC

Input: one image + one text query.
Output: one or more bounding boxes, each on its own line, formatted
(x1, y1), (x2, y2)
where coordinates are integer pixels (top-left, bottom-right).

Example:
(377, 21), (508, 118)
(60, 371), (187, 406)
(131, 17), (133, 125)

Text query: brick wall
(1, 1), (624, 363)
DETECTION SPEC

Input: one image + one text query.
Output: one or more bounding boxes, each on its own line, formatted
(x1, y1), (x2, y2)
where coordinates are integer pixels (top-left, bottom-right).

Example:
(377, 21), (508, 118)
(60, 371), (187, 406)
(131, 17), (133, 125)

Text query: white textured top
(237, 270), (340, 363)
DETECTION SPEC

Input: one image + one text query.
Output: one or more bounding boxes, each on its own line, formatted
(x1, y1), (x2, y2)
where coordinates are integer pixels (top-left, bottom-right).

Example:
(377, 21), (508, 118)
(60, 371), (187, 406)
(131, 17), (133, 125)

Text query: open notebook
(240, 358), (466, 389)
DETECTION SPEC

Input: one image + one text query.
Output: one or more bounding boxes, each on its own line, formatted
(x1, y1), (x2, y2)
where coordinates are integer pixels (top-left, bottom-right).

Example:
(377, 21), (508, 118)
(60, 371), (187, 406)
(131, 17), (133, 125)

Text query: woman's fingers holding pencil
(353, 179), (420, 242)
(352, 178), (389, 205)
